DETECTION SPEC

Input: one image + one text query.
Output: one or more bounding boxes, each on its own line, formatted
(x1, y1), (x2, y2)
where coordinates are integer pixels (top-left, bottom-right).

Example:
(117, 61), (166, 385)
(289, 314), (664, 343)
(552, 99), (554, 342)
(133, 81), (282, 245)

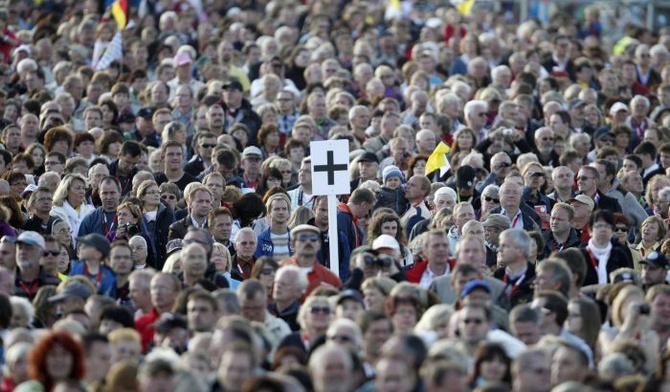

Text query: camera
(638, 303), (650, 315)
(363, 255), (393, 269)
(123, 223), (140, 238)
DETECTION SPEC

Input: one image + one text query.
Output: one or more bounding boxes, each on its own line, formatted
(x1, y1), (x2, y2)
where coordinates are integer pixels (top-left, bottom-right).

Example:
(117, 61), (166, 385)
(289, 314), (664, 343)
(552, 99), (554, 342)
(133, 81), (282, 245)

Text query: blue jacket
(78, 208), (115, 237)
(254, 228), (293, 258)
(69, 261), (117, 298)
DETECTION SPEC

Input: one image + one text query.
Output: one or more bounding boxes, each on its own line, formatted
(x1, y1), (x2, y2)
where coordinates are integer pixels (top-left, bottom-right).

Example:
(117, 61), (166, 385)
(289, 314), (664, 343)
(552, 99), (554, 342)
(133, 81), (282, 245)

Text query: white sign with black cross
(310, 140), (350, 278)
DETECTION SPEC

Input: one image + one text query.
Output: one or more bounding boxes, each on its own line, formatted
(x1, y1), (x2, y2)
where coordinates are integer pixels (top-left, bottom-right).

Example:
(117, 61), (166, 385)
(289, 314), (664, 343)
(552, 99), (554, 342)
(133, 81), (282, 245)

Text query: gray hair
(9, 296), (34, 326)
(276, 265), (309, 292)
(464, 100), (488, 119)
(212, 289), (241, 315)
(500, 229), (532, 259)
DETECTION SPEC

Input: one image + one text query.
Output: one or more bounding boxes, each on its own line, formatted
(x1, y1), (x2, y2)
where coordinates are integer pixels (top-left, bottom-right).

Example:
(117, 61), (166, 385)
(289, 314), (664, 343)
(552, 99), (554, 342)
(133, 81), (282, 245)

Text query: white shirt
(419, 263), (450, 289)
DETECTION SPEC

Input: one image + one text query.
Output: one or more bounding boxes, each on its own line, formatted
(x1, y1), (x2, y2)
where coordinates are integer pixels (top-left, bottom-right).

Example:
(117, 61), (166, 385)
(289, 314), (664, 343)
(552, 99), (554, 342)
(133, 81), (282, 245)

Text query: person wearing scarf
(580, 210), (633, 287)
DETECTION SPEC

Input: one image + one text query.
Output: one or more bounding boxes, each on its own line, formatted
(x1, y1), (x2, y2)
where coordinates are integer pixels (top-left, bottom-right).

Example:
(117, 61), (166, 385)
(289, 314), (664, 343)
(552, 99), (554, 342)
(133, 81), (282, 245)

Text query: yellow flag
(426, 142), (451, 175)
(456, 0), (476, 16)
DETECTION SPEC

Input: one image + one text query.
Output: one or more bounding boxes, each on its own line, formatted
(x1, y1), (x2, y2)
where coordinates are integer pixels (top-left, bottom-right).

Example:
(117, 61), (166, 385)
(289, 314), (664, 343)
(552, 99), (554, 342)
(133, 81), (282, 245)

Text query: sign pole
(327, 194), (339, 278)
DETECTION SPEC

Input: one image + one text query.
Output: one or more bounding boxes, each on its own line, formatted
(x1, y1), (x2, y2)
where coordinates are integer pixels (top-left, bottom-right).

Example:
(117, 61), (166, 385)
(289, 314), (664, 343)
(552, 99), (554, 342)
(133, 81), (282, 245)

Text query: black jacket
(142, 203), (175, 269)
(541, 228), (582, 259)
(593, 191), (623, 213)
(167, 215), (206, 242)
(579, 241), (634, 286)
(490, 205), (540, 232)
(108, 159), (138, 196)
(493, 262), (536, 308)
(220, 99), (262, 145)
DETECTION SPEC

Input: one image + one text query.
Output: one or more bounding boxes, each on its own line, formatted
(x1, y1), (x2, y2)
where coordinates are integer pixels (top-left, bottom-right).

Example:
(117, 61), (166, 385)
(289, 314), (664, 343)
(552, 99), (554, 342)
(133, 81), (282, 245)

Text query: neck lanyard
(84, 263), (102, 289)
(586, 247), (599, 269)
(552, 235), (567, 251)
(18, 278), (39, 298)
(102, 212), (117, 235)
(503, 273), (526, 294)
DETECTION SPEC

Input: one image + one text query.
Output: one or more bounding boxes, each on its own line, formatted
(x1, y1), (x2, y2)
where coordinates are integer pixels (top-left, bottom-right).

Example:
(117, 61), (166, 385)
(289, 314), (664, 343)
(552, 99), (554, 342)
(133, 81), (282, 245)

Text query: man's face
(197, 137), (217, 159)
(164, 146), (184, 171)
(84, 111), (102, 130)
(351, 109), (370, 130)
(651, 293), (670, 328)
(497, 234), (523, 266)
(500, 183), (521, 209)
(211, 214), (232, 242)
(455, 205), (475, 230)
(292, 230), (321, 257)
(240, 291), (265, 322)
(534, 267), (559, 293)
(118, 153), (141, 173)
(190, 190), (212, 219)
(16, 243), (41, 271)
(363, 319), (392, 357)
(551, 346), (586, 386)
(86, 341), (112, 382)
(99, 181), (120, 212)
(273, 271), (300, 303)
(404, 177), (425, 202)
(218, 351), (253, 391)
(268, 199), (289, 226)
(234, 232), (257, 259)
(577, 169), (597, 194)
(456, 239), (486, 268)
(110, 246), (133, 276)
(277, 92), (295, 114)
(458, 307), (490, 344)
(426, 233), (449, 265)
(434, 194), (455, 211)
(552, 167), (574, 190)
(516, 355), (551, 392)
(206, 107), (224, 129)
(314, 197), (328, 228)
(242, 154), (261, 177)
(512, 321), (541, 345)
(641, 263), (667, 286)
(358, 161), (378, 181)
(223, 88), (243, 108)
(550, 207), (571, 235)
(150, 274), (178, 311)
(40, 241), (60, 272)
(187, 298), (217, 332)
(129, 278), (151, 310)
(298, 161), (312, 185)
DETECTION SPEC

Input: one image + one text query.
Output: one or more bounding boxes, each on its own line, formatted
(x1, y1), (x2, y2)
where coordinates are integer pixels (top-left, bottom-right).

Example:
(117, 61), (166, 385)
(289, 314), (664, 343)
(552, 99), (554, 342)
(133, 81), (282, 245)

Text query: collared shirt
(501, 208), (523, 229)
(419, 263), (450, 289)
(190, 215), (206, 229)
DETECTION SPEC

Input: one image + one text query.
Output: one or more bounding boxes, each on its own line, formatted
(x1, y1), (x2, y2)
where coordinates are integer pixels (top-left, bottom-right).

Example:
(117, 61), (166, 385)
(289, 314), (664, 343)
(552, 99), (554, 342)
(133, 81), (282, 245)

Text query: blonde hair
(162, 250), (182, 274)
(109, 328), (142, 344)
(212, 242), (232, 273)
(52, 173), (87, 206)
(611, 285), (645, 327)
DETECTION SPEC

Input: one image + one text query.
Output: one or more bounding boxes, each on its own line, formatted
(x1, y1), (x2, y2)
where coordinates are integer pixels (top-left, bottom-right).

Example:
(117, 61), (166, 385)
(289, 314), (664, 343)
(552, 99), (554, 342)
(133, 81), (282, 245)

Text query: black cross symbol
(313, 150), (347, 185)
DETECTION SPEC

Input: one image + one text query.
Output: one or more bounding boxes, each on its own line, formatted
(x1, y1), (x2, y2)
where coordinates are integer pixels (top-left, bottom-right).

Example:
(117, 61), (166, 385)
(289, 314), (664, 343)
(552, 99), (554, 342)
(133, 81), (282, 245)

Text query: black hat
(154, 313), (188, 332)
(136, 107), (154, 119)
(640, 251), (669, 269)
(118, 112), (136, 123)
(337, 289), (364, 306)
(358, 152), (379, 164)
(222, 79), (243, 91)
(456, 165), (477, 189)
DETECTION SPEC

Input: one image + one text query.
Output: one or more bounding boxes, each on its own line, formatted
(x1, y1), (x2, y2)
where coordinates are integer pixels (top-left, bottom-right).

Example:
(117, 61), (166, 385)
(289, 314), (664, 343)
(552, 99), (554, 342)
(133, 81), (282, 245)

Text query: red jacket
(405, 258), (456, 283)
(135, 308), (159, 353)
(286, 258), (342, 299)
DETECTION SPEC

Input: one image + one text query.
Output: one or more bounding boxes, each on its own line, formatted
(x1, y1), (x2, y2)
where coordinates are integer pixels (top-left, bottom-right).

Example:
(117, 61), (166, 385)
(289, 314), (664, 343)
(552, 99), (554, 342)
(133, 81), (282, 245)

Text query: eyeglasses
(495, 162), (511, 168)
(484, 197), (499, 203)
(201, 144), (216, 149)
(530, 172), (544, 178)
(476, 112), (487, 117)
(328, 334), (353, 343)
(161, 194), (177, 200)
(260, 268), (276, 275)
(462, 318), (484, 325)
(540, 137), (554, 141)
(614, 226), (628, 233)
(297, 233), (319, 242)
(144, 191), (160, 195)
(310, 306), (331, 315)
(43, 250), (60, 257)
(55, 228), (71, 235)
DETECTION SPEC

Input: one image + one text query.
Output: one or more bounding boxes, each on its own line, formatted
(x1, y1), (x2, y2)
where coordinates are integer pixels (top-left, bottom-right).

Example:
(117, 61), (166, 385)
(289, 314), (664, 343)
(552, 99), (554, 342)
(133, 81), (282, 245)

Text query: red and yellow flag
(110, 0), (129, 29)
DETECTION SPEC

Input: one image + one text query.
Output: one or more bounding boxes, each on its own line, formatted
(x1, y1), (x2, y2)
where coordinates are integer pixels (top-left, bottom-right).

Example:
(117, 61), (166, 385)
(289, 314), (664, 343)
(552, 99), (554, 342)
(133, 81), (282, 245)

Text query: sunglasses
(297, 233), (319, 242)
(260, 268), (276, 275)
(310, 306), (331, 315)
(614, 226), (628, 233)
(484, 197), (499, 203)
(328, 334), (353, 343)
(201, 144), (216, 149)
(43, 250), (60, 257)
(463, 318), (484, 325)
(530, 172), (544, 177)
(161, 194), (177, 200)
(496, 162), (511, 168)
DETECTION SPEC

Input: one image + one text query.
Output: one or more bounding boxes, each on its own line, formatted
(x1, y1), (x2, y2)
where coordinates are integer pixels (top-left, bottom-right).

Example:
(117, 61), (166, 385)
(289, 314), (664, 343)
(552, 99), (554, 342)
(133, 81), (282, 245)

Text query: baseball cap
(21, 184), (38, 199)
(358, 152), (379, 164)
(242, 146), (262, 159)
(16, 231), (45, 249)
(136, 107), (154, 119)
(12, 45), (31, 58)
(372, 234), (400, 251)
(222, 79), (243, 91)
(337, 289), (364, 306)
(461, 280), (491, 299)
(166, 238), (183, 256)
(173, 51), (193, 66)
(77, 233), (111, 258)
(290, 224), (320, 237)
(569, 194), (595, 212)
(118, 112), (135, 123)
(640, 251), (670, 269)
(593, 127), (612, 142)
(569, 99), (586, 110)
(483, 214), (511, 229)
(456, 165), (477, 189)
(481, 185), (500, 199)
(609, 102), (629, 115)
(48, 282), (93, 303)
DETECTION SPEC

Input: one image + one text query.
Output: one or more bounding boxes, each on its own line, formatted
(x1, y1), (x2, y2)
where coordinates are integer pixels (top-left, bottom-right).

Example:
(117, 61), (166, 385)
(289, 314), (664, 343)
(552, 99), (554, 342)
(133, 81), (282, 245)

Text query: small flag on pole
(451, 0), (477, 16)
(110, 0), (129, 29)
(426, 142), (452, 177)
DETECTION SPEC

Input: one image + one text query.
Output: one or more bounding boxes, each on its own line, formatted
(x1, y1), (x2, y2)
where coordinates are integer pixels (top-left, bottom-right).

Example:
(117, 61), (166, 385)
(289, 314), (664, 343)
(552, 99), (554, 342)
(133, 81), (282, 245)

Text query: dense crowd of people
(1, 0), (670, 391)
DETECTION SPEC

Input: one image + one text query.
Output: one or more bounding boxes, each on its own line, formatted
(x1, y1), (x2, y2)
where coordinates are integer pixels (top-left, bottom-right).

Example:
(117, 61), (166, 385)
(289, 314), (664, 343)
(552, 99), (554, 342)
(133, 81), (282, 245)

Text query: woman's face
(258, 265), (276, 290)
(262, 110), (277, 124)
(10, 304), (29, 328)
(584, 110), (599, 126)
(31, 148), (44, 167)
(130, 239), (148, 265)
(10, 356), (29, 384)
(58, 246), (70, 272)
(644, 129), (660, 145)
(76, 140), (95, 157)
(108, 142), (122, 157)
(117, 207), (137, 226)
(615, 133), (630, 148)
(211, 248), (228, 273)
(67, 179), (86, 206)
(266, 176), (282, 190)
(101, 105), (114, 124)
(265, 131), (280, 149)
(54, 221), (71, 245)
(480, 356), (508, 382)
(161, 192), (178, 210)
(46, 344), (74, 382)
(232, 130), (248, 147)
(380, 220), (398, 237)
(565, 302), (583, 333)
(392, 303), (418, 332)
(175, 129), (187, 144)
(111, 340), (141, 365)
(52, 140), (69, 155)
(142, 186), (161, 207)
(614, 223), (629, 244)
(413, 160), (426, 177)
(642, 221), (660, 243)
(306, 302), (331, 330)
(456, 131), (473, 150)
(363, 287), (385, 311)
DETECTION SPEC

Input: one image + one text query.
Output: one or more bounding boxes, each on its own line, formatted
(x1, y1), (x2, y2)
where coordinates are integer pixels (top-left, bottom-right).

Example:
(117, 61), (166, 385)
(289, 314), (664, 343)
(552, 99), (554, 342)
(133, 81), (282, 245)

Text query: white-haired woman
(50, 173), (95, 245)
(211, 242), (240, 290)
